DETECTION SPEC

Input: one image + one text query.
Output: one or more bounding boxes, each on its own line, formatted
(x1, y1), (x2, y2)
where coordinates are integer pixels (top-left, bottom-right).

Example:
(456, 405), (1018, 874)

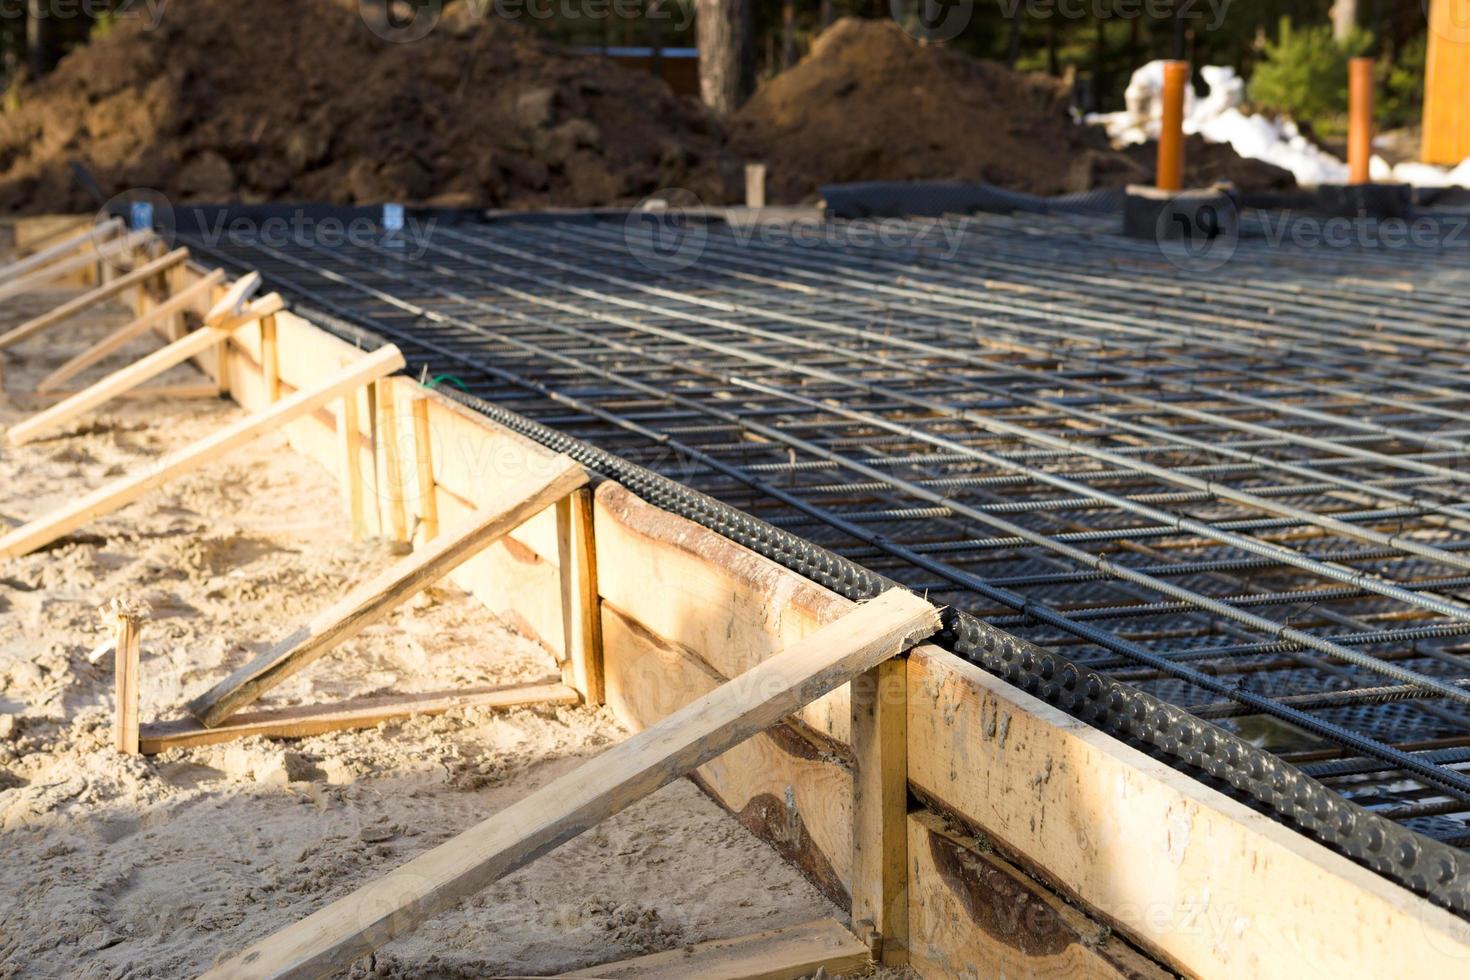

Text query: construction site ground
(0, 290), (859, 978)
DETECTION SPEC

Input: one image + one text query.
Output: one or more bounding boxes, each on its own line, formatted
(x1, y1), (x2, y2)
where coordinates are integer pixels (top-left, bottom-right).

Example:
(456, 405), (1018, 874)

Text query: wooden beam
(187, 454), (588, 727)
(410, 393), (438, 541)
(0, 218), (121, 284)
(0, 345), (404, 560)
(337, 386), (366, 541)
(200, 589), (940, 980)
(376, 380), (409, 545)
(33, 382), (223, 403)
(0, 229), (152, 302)
(557, 487), (604, 705)
(6, 294), (284, 445)
(112, 601), (143, 755)
(905, 810), (1175, 979)
(905, 646), (1470, 978)
(0, 247), (189, 351)
(140, 681), (578, 754)
(559, 917), (871, 979)
(850, 655), (908, 965)
(260, 314), (281, 402)
(34, 268), (226, 394)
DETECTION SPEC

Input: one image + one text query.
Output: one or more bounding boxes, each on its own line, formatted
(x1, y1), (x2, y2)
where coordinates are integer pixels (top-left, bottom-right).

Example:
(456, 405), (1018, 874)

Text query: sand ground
(0, 288), (874, 978)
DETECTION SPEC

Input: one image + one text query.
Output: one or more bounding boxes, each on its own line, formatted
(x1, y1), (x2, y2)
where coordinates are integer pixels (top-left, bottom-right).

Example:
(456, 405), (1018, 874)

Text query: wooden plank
(594, 482), (856, 744)
(33, 382), (222, 403)
(112, 602), (143, 755)
(560, 917), (870, 979)
(850, 656), (907, 965)
(375, 380), (409, 544)
(34, 268), (226, 393)
(187, 454), (588, 727)
(260, 314), (281, 402)
(337, 386), (366, 541)
(410, 394), (438, 540)
(557, 487), (604, 705)
(905, 646), (1470, 979)
(6, 294), (283, 445)
(0, 218), (120, 283)
(906, 810), (1174, 980)
(602, 603), (856, 907)
(0, 345), (404, 559)
(140, 681), (578, 754)
(0, 229), (152, 302)
(201, 589), (940, 980)
(0, 247), (189, 350)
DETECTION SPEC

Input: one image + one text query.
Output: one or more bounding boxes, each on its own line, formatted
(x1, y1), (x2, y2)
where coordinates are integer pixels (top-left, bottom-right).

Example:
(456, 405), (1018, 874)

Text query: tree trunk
(26, 0), (54, 78)
(1006, 9), (1023, 69)
(697, 0), (753, 114)
(782, 0), (797, 70)
(1331, 0), (1357, 41)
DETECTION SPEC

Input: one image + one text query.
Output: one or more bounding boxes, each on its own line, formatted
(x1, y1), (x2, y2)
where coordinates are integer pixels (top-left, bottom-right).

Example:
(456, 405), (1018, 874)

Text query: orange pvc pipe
(1156, 61), (1189, 192)
(1348, 57), (1374, 185)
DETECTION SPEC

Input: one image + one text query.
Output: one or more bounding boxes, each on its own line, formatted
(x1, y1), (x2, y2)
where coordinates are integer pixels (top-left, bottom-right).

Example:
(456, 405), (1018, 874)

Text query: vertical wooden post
(1156, 60), (1189, 192)
(377, 380), (410, 546)
(410, 394), (439, 542)
(745, 163), (767, 209)
(1348, 56), (1374, 185)
(851, 655), (908, 965)
(338, 385), (366, 541)
(556, 487), (604, 705)
(111, 601), (143, 756)
(261, 314), (281, 403)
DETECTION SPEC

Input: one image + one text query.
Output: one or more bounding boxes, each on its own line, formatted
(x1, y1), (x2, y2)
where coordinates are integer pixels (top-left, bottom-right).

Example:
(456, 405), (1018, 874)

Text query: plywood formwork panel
(906, 647), (1470, 980)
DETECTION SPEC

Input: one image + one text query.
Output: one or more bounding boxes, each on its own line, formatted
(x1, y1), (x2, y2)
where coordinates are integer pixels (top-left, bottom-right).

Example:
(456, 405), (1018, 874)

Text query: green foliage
(1246, 17), (1373, 135)
(1378, 32), (1426, 129)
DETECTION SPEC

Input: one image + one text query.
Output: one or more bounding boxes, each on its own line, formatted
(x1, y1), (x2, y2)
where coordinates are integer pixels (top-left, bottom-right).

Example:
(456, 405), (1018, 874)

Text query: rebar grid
(181, 206), (1470, 894)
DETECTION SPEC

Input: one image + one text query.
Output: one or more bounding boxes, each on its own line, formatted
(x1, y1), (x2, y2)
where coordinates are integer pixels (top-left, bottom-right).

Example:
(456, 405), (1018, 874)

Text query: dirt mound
(1126, 134), (1298, 193)
(727, 19), (1141, 202)
(728, 19), (1293, 203)
(0, 0), (736, 213)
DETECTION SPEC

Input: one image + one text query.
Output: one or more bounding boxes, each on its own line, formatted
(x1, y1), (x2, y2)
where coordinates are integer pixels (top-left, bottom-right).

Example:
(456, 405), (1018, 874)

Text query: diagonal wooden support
(0, 345), (405, 560)
(0, 229), (153, 302)
(6, 292), (284, 445)
(558, 917), (871, 979)
(187, 454), (588, 727)
(0, 247), (189, 351)
(0, 218), (122, 284)
(35, 268), (228, 394)
(200, 588), (940, 980)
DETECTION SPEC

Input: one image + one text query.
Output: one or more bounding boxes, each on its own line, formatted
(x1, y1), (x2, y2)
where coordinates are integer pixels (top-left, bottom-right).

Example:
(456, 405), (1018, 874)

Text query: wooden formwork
(7, 225), (1470, 978)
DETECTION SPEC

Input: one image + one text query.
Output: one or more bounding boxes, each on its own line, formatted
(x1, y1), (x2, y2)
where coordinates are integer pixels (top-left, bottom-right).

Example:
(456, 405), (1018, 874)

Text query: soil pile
(0, 0), (736, 213)
(728, 19), (1294, 202)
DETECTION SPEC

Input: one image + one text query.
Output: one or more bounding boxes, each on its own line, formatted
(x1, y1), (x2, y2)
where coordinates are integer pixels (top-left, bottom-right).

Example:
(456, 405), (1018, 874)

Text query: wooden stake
(376, 381), (409, 545)
(6, 294), (284, 445)
(200, 589), (939, 980)
(187, 455), (588, 727)
(337, 386), (365, 541)
(260, 314), (281, 403)
(851, 656), (909, 965)
(0, 345), (405, 559)
(144, 681), (578, 754)
(1156, 60), (1188, 192)
(557, 487), (604, 705)
(0, 247), (189, 351)
(35, 268), (226, 394)
(745, 162), (768, 209)
(110, 599), (146, 755)
(0, 218), (121, 284)
(410, 394), (438, 541)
